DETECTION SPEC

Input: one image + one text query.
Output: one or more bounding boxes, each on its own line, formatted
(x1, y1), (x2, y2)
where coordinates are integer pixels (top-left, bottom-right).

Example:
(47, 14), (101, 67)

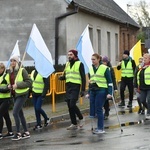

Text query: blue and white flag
(26, 24), (55, 78)
(7, 40), (20, 68)
(76, 25), (94, 74)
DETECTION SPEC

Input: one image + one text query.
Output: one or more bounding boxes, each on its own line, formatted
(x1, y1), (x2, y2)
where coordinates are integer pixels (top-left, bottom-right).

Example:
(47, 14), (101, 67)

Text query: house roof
(71, 0), (140, 28)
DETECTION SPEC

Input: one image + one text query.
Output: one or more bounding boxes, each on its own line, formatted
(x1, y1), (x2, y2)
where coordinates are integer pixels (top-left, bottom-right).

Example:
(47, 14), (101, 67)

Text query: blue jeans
(140, 90), (150, 113)
(89, 90), (106, 130)
(32, 95), (48, 126)
(13, 95), (28, 133)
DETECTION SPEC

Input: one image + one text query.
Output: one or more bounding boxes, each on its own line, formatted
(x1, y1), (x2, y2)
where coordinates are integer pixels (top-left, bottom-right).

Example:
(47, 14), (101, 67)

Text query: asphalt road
(0, 111), (150, 150)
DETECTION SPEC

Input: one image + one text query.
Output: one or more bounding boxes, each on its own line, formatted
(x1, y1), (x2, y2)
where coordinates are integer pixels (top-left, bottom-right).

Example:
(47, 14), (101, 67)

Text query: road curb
(4, 103), (140, 133)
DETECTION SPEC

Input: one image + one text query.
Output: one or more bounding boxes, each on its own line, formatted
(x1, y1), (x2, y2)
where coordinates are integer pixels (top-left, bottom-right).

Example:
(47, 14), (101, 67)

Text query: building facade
(0, 0), (139, 66)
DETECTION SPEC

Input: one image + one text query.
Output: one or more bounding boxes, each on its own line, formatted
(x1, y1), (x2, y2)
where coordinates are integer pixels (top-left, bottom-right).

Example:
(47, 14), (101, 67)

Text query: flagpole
(15, 50), (27, 83)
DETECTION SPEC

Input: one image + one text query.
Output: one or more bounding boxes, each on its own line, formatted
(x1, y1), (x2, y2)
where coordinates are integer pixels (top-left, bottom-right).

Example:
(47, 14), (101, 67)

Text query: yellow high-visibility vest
(15, 68), (29, 94)
(0, 74), (10, 98)
(65, 61), (81, 84)
(89, 64), (108, 88)
(31, 70), (44, 93)
(137, 66), (150, 85)
(121, 60), (134, 77)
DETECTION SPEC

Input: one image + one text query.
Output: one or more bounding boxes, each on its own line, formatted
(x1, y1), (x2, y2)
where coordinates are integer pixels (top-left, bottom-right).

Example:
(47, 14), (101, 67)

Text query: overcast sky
(113, 0), (150, 13)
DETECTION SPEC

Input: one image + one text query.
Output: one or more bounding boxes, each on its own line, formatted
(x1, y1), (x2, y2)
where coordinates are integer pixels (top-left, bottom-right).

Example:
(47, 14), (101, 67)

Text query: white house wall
(66, 11), (120, 66)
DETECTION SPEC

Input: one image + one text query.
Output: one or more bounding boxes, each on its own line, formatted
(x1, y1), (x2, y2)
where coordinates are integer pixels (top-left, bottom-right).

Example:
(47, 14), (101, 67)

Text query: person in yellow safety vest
(0, 63), (14, 139)
(135, 53), (150, 120)
(87, 53), (112, 134)
(59, 49), (86, 130)
(134, 57), (145, 114)
(30, 69), (50, 130)
(102, 56), (118, 120)
(117, 50), (136, 107)
(8, 56), (32, 141)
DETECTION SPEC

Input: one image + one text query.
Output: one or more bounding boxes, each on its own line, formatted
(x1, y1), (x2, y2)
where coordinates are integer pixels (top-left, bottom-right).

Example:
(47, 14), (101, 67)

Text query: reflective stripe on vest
(121, 60), (134, 77)
(65, 61), (81, 84)
(15, 68), (29, 94)
(138, 66), (150, 85)
(89, 64), (108, 88)
(0, 74), (10, 98)
(31, 70), (44, 93)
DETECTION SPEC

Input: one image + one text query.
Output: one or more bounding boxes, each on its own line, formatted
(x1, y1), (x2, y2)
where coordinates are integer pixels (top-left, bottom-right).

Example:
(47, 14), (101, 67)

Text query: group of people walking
(0, 55), (50, 141)
(0, 48), (149, 139)
(59, 50), (113, 134)
(60, 49), (150, 135)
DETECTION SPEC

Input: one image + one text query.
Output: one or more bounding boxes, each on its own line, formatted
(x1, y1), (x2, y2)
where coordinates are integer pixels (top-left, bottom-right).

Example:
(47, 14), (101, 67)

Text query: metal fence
(36, 66), (121, 112)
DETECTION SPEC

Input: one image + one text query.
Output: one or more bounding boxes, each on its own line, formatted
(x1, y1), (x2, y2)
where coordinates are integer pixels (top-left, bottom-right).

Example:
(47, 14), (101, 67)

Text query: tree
(128, 0), (150, 27)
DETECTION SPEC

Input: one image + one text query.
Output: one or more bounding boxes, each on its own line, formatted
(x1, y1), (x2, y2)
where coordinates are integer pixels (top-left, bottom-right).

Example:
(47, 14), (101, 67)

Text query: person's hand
(80, 91), (85, 97)
(12, 84), (17, 90)
(59, 75), (65, 80)
(118, 62), (122, 66)
(8, 84), (12, 89)
(107, 94), (112, 99)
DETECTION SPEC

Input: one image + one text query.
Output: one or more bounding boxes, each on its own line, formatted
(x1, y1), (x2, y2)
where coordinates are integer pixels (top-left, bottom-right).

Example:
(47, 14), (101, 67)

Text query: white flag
(7, 40), (20, 68)
(76, 25), (94, 74)
(26, 24), (55, 78)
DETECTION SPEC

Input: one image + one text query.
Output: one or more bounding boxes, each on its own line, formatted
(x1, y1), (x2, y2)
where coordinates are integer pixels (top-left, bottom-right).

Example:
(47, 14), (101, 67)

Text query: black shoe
(141, 109), (145, 115)
(22, 132), (30, 139)
(33, 125), (43, 130)
(138, 108), (142, 114)
(44, 118), (50, 127)
(11, 133), (22, 141)
(127, 101), (132, 108)
(3, 132), (14, 138)
(118, 101), (125, 107)
(104, 114), (108, 120)
(0, 134), (3, 140)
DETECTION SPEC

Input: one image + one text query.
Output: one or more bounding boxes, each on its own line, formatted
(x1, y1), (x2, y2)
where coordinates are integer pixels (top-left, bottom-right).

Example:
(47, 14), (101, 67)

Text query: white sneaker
(146, 114), (150, 120)
(79, 119), (84, 128)
(93, 129), (105, 134)
(66, 124), (78, 130)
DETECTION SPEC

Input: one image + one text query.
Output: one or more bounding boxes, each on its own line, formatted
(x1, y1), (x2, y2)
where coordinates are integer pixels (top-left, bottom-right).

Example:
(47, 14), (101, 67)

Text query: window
(97, 29), (101, 54)
(107, 32), (111, 58)
(127, 34), (130, 50)
(115, 33), (119, 61)
(89, 27), (93, 45)
(122, 33), (125, 50)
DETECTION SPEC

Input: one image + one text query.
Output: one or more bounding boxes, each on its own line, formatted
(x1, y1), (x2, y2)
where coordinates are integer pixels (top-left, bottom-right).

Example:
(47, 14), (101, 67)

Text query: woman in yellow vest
(8, 56), (32, 141)
(0, 63), (13, 139)
(31, 69), (50, 130)
(134, 57), (145, 114)
(135, 53), (150, 119)
(88, 53), (112, 134)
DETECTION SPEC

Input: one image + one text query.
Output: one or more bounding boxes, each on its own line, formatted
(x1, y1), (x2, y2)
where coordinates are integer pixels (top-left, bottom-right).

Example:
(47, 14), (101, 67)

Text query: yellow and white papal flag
(130, 40), (142, 65)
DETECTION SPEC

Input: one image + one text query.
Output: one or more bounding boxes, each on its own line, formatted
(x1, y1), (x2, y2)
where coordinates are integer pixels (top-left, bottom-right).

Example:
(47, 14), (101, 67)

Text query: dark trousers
(120, 77), (134, 102)
(32, 95), (48, 126)
(67, 99), (83, 125)
(104, 100), (110, 115)
(0, 99), (12, 133)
